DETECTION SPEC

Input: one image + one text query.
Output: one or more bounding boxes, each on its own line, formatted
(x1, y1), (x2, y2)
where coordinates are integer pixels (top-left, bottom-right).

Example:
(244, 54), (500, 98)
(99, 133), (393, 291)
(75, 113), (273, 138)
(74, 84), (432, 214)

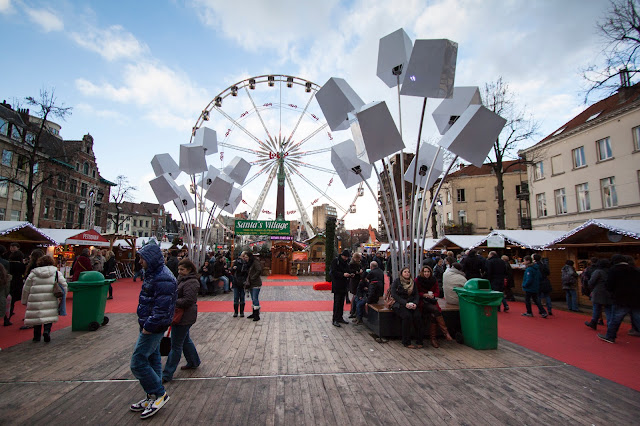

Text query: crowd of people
(330, 247), (640, 349)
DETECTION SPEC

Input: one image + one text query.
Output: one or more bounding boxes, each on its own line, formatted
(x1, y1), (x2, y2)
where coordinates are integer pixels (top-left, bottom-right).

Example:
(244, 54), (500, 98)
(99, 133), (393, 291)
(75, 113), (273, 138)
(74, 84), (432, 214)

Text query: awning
(0, 221), (57, 245)
(38, 228), (111, 247)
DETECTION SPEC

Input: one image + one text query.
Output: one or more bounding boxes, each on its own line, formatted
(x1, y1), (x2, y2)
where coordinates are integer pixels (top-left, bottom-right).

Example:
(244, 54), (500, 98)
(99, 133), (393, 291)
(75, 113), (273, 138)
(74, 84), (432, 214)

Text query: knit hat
(341, 249), (350, 257)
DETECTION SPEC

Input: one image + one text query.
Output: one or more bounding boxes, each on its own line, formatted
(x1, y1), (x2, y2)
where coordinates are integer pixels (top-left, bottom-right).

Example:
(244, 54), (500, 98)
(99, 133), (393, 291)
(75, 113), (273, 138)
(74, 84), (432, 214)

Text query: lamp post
(78, 201), (86, 229)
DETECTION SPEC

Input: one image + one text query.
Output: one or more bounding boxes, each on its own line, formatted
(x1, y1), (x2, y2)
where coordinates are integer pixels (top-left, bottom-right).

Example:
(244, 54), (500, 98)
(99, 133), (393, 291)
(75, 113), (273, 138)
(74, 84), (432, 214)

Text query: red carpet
(313, 282), (332, 291)
(197, 300), (335, 312)
(266, 274), (298, 280)
(497, 301), (640, 391)
(261, 281), (319, 287)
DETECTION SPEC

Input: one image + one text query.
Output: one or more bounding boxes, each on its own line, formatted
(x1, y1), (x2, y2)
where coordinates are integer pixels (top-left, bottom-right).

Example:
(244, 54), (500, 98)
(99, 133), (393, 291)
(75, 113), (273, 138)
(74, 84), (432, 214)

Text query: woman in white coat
(22, 255), (67, 342)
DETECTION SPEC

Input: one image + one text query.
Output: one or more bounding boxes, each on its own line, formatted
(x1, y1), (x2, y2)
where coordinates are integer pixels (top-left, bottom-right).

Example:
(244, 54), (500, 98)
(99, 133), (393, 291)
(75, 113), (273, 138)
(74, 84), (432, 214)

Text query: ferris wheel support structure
(284, 167), (316, 239)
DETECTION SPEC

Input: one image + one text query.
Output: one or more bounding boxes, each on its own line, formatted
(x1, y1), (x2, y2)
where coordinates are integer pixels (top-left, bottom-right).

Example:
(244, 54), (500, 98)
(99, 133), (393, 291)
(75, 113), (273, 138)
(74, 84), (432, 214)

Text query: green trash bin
(453, 278), (504, 350)
(68, 271), (115, 331)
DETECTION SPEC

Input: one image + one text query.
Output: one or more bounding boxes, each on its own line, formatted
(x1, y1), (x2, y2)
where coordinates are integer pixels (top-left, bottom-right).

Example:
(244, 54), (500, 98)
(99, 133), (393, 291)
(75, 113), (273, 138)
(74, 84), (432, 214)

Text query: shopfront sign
(234, 220), (290, 236)
(486, 235), (505, 248)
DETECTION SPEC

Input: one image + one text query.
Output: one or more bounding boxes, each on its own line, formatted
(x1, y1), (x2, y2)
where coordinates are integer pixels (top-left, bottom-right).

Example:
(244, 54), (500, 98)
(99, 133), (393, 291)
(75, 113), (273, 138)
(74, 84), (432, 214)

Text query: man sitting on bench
(354, 261), (384, 325)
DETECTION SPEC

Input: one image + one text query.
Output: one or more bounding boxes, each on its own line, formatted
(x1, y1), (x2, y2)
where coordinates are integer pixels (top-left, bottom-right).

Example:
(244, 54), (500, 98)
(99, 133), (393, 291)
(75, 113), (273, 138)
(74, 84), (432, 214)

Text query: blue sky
(0, 0), (613, 230)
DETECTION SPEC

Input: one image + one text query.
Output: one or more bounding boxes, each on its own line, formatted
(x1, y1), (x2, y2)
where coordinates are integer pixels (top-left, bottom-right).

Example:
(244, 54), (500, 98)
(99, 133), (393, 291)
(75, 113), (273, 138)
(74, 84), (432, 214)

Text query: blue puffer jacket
(522, 263), (541, 293)
(137, 243), (177, 333)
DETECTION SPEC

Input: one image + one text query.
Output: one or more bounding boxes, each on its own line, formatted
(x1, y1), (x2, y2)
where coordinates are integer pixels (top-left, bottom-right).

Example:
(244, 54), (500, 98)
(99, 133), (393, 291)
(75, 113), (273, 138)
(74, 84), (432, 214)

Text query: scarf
(399, 274), (414, 295)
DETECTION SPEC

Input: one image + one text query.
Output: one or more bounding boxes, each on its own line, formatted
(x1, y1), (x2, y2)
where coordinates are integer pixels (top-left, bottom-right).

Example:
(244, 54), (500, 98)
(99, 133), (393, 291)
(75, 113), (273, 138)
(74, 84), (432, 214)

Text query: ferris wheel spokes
(283, 167), (315, 238)
(287, 158), (336, 174)
(249, 165), (279, 220)
(285, 122), (329, 153)
(218, 141), (263, 156)
(283, 90), (317, 151)
(243, 86), (276, 147)
(285, 164), (348, 215)
(214, 106), (274, 153)
(240, 162), (276, 189)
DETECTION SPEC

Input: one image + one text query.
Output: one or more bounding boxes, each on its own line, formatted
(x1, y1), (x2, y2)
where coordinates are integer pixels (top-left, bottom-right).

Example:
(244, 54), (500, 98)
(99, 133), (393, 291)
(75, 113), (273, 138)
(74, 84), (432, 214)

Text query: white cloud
(24, 7), (63, 32)
(70, 25), (149, 61)
(0, 0), (13, 14)
(74, 103), (129, 123)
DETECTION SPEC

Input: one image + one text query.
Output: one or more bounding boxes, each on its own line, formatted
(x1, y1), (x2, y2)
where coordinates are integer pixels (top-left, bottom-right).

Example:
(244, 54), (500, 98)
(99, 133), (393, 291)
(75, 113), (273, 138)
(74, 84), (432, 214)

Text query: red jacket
(71, 255), (92, 281)
(415, 275), (441, 312)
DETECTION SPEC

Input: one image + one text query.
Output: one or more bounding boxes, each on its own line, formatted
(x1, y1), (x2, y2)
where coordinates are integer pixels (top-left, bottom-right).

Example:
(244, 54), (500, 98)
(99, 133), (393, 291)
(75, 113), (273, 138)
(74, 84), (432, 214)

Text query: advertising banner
(234, 220), (290, 236)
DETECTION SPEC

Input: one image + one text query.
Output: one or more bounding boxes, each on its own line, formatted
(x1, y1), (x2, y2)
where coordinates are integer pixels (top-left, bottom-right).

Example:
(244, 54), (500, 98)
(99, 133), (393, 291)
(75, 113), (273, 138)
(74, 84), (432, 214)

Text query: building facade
(312, 203), (337, 232)
(106, 201), (171, 238)
(520, 84), (640, 230)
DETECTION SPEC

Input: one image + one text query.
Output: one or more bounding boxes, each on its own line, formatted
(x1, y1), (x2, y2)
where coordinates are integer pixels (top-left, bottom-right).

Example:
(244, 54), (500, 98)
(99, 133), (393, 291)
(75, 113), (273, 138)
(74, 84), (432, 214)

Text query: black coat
(349, 260), (363, 294)
(166, 255), (179, 278)
(486, 256), (507, 291)
(606, 263), (640, 308)
(330, 256), (350, 293)
(390, 278), (419, 309)
(462, 254), (485, 279)
(538, 262), (552, 294)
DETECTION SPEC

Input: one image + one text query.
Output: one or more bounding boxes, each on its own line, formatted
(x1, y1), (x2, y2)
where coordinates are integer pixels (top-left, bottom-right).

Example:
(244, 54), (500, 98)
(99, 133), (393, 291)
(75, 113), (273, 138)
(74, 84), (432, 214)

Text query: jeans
(539, 292), (552, 313)
(497, 295), (509, 311)
(33, 323), (52, 339)
(332, 292), (346, 321)
(565, 289), (578, 310)
(590, 303), (613, 325)
(130, 331), (166, 397)
(355, 297), (367, 319)
(162, 324), (200, 381)
(133, 270), (144, 281)
(199, 276), (209, 294)
(395, 306), (423, 346)
(250, 287), (261, 309)
(606, 305), (640, 341)
(233, 286), (246, 304)
(525, 292), (547, 315)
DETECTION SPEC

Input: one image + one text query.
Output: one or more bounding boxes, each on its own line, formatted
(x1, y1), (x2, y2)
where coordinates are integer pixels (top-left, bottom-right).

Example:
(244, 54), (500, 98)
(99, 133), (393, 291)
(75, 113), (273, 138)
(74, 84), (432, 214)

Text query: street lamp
(78, 201), (86, 229)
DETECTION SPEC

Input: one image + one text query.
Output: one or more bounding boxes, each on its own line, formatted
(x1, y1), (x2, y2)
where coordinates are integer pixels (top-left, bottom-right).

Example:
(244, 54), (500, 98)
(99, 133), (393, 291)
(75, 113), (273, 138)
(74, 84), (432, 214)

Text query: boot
(239, 303), (245, 317)
(233, 304), (239, 317)
(436, 316), (453, 341)
(247, 308), (255, 319)
(4, 316), (12, 326)
(430, 322), (439, 348)
(252, 308), (260, 322)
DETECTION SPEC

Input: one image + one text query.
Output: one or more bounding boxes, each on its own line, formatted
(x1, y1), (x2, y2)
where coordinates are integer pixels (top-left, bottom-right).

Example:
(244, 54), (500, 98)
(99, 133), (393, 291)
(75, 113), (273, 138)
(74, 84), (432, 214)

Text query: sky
(0, 0), (615, 232)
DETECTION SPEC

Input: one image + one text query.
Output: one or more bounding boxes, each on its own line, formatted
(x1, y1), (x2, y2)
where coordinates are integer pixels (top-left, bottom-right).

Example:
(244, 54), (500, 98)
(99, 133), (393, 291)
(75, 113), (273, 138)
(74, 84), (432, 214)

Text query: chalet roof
(446, 160), (526, 179)
(471, 229), (567, 250)
(539, 83), (640, 144)
(548, 219), (640, 245)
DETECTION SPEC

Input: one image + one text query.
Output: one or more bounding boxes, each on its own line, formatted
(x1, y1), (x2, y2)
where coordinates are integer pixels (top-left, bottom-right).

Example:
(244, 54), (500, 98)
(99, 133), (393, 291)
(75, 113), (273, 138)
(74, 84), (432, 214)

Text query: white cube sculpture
(204, 174), (234, 206)
(438, 104), (506, 167)
(175, 185), (196, 212)
(400, 39), (458, 99)
(377, 28), (413, 88)
(331, 139), (373, 189)
(150, 173), (181, 205)
(432, 87), (482, 135)
(350, 101), (405, 164)
(316, 77), (365, 132)
(223, 156), (251, 185)
(179, 144), (208, 175)
(151, 153), (181, 178)
(403, 142), (445, 189)
(193, 126), (218, 155)
(197, 165), (221, 190)
(222, 187), (242, 214)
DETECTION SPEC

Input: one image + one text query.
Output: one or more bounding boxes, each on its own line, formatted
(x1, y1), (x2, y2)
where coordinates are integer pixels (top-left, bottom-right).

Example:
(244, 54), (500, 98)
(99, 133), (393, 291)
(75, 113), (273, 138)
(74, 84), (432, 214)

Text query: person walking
(461, 249), (485, 279)
(103, 251), (117, 300)
(390, 267), (423, 348)
(0, 246), (10, 326)
(133, 253), (144, 282)
(231, 254), (247, 317)
(8, 242), (26, 319)
(129, 243), (177, 419)
(330, 250), (351, 327)
(534, 254), (552, 315)
(71, 248), (92, 282)
(486, 251), (509, 312)
(348, 252), (364, 318)
(585, 259), (613, 330)
(162, 259), (201, 382)
(244, 251), (262, 321)
(21, 255), (67, 342)
(561, 260), (579, 311)
(521, 255), (548, 318)
(597, 254), (640, 343)
(502, 255), (516, 301)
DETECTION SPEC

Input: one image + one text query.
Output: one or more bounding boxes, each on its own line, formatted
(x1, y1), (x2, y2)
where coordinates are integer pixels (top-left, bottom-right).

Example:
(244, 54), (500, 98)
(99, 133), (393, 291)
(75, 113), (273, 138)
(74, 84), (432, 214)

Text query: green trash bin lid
(453, 278), (504, 306)
(68, 271), (115, 290)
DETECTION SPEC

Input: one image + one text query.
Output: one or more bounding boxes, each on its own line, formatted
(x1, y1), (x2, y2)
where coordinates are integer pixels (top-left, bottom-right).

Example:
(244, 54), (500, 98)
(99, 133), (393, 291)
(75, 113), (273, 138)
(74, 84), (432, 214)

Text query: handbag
(172, 307), (184, 325)
(383, 285), (395, 310)
(53, 272), (64, 298)
(160, 326), (172, 356)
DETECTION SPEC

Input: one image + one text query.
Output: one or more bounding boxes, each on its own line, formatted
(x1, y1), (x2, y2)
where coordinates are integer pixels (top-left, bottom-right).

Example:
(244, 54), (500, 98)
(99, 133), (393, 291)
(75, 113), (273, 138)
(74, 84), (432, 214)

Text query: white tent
(38, 228), (111, 247)
(433, 235), (486, 250)
(471, 229), (567, 250)
(0, 221), (57, 245)
(547, 219), (640, 246)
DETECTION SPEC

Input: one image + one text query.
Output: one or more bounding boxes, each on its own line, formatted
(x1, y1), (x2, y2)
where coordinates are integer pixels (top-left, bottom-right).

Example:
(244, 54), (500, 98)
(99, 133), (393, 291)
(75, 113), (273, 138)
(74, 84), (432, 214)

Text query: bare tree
(583, 0), (640, 101)
(107, 175), (137, 233)
(0, 89), (72, 223)
(482, 77), (540, 229)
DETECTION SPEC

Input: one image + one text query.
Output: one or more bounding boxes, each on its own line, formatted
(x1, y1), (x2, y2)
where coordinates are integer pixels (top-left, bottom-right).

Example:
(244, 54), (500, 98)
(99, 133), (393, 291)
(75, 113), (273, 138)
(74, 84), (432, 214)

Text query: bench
(363, 299), (461, 341)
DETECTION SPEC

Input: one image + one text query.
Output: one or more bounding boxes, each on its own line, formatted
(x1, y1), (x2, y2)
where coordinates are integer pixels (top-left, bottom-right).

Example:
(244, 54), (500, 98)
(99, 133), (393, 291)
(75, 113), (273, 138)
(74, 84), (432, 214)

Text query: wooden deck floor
(1, 282), (639, 425)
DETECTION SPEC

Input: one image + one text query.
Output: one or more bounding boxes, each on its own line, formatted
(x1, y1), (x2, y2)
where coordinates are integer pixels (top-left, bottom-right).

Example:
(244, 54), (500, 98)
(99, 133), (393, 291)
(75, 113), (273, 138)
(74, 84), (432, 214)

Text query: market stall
(0, 221), (57, 252)
(38, 228), (111, 276)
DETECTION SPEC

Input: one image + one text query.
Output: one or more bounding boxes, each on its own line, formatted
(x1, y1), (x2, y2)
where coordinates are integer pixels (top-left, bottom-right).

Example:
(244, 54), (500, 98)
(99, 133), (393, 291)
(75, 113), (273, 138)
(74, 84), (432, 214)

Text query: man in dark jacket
(461, 249), (485, 279)
(330, 250), (351, 327)
(166, 250), (179, 278)
(129, 243), (177, 419)
(486, 251), (509, 312)
(521, 255), (548, 318)
(367, 261), (385, 300)
(598, 254), (640, 343)
(8, 242), (25, 319)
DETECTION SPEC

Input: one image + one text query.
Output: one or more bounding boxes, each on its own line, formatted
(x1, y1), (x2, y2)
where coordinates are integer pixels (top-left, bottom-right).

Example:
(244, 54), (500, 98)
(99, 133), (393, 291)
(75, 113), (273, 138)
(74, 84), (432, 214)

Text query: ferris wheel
(192, 75), (363, 238)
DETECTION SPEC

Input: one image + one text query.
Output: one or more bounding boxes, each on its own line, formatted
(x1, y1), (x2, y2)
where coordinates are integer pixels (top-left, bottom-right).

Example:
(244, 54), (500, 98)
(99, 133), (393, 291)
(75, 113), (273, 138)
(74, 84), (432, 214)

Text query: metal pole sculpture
(321, 28), (507, 281)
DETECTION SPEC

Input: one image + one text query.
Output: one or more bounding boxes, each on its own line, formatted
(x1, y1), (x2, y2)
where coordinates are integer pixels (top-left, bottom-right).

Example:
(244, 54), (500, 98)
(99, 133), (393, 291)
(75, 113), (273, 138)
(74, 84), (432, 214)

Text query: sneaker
(504, 306), (509, 312)
(628, 329), (640, 337)
(521, 313), (533, 317)
(597, 333), (615, 344)
(584, 321), (597, 330)
(130, 394), (152, 412)
(597, 319), (604, 325)
(541, 313), (548, 318)
(548, 311), (553, 316)
(140, 392), (169, 419)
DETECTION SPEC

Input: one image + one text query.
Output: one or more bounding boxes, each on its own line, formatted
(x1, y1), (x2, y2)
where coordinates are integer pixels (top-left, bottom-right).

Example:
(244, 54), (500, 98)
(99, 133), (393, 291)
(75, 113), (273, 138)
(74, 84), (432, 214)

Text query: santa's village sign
(234, 220), (290, 236)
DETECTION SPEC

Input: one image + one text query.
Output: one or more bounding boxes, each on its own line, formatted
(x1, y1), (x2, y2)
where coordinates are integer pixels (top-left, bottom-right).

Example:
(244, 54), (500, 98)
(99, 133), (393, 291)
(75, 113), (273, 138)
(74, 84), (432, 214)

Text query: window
(0, 118), (7, 136)
(572, 146), (586, 168)
(554, 188), (567, 215)
(160, 209), (163, 215)
(92, 169), (96, 178)
(25, 132), (35, 145)
(536, 193), (547, 217)
(446, 212), (452, 222)
(69, 179), (77, 195)
(159, 219), (163, 226)
(634, 126), (640, 151)
(125, 224), (130, 232)
(139, 231), (144, 237)
(17, 156), (27, 170)
(456, 189), (466, 202)
(601, 177), (618, 208)
(1, 150), (12, 166)
(534, 161), (544, 180)
(33, 162), (39, 174)
(576, 183), (590, 212)
(66, 204), (75, 229)
(76, 163), (79, 171)
(133, 219), (137, 227)
(596, 137), (613, 161)
(10, 125), (21, 141)
(0, 177), (7, 198)
(83, 162), (89, 175)
(43, 199), (50, 218)
(54, 201), (63, 221)
(57, 175), (67, 191)
(12, 181), (23, 201)
(80, 182), (88, 197)
(458, 210), (466, 225)
(10, 210), (21, 221)
(95, 210), (102, 227)
(0, 208), (4, 220)
(551, 155), (563, 175)
(152, 218), (156, 226)
(446, 191), (451, 204)
(144, 232), (149, 237)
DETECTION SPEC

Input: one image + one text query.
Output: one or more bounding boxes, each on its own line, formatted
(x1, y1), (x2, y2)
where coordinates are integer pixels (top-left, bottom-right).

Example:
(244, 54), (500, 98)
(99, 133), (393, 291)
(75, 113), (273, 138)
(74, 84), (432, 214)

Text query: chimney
(620, 68), (631, 88)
